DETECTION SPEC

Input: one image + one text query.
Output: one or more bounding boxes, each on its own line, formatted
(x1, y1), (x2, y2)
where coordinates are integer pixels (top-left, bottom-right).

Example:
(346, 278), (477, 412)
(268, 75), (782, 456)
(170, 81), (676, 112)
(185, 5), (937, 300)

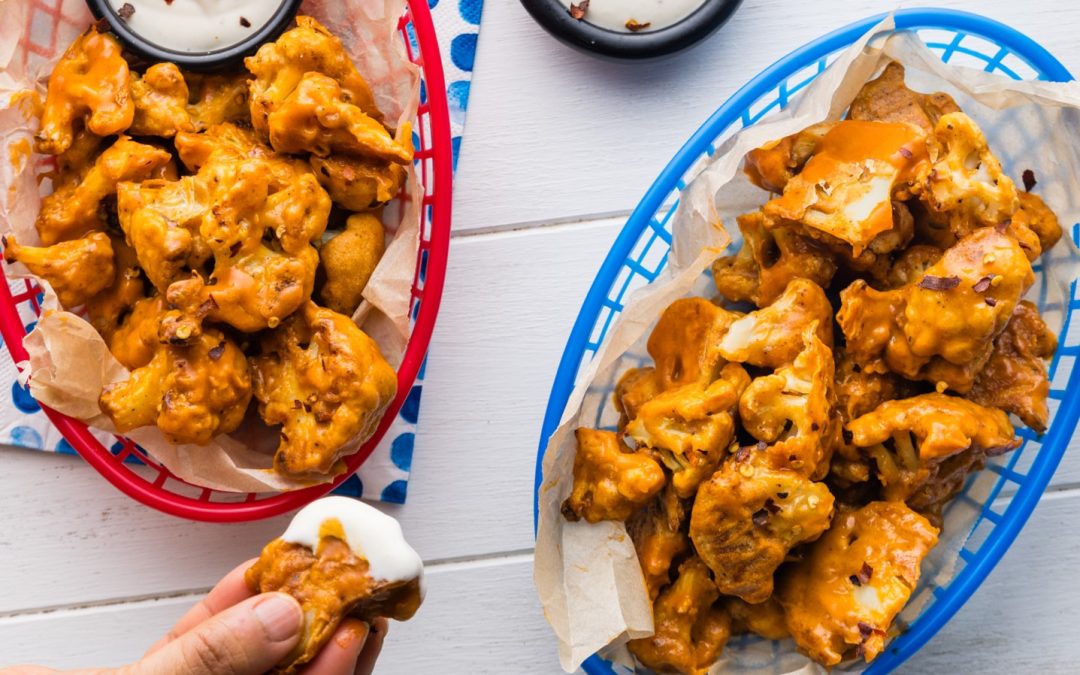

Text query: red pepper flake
(164, 0), (174, 4)
(1022, 169), (1037, 192)
(776, 491), (789, 499)
(857, 621), (875, 639)
(985, 297), (998, 307)
(917, 275), (961, 291)
(752, 508), (769, 527)
(763, 498), (781, 514)
(208, 342), (225, 361)
(898, 146), (913, 159)
(117, 2), (135, 20)
(625, 18), (652, 31)
(995, 219), (1011, 233)
(972, 275), (995, 293)
(853, 562), (873, 586)
(239, 16), (252, 28)
(569, 0), (589, 20)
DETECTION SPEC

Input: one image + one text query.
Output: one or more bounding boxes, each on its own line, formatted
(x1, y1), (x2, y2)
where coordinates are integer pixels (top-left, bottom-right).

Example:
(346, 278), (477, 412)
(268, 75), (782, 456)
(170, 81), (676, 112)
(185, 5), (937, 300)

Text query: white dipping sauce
(558, 0), (706, 33)
(281, 496), (425, 596)
(107, 0), (283, 53)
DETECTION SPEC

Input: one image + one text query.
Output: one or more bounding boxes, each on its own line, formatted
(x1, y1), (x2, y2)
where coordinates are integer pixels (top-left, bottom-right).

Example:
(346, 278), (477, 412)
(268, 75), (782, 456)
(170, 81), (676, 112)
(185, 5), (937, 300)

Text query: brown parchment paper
(0, 0), (422, 492)
(535, 16), (1080, 674)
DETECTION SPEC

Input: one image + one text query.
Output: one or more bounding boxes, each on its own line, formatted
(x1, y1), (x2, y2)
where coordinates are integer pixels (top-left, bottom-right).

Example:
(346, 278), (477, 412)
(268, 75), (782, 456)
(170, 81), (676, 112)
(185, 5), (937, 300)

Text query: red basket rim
(0, 0), (453, 522)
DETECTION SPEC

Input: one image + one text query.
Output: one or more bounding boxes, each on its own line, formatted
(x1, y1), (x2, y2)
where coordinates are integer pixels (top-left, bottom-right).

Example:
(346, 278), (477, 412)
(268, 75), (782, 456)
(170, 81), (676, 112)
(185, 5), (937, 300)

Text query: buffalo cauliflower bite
(318, 213), (386, 316)
(102, 296), (166, 371)
(614, 367), (664, 428)
(777, 502), (939, 666)
(726, 596), (789, 641)
(763, 120), (928, 257)
(561, 428), (666, 523)
(738, 323), (837, 479)
(918, 112), (1018, 236)
(712, 210), (837, 307)
(37, 136), (173, 246)
(626, 484), (690, 600)
(717, 278), (833, 369)
(185, 72), (252, 131)
(245, 15), (381, 135)
(129, 63), (194, 137)
(627, 557), (731, 675)
(35, 28), (133, 155)
(3, 232), (114, 309)
(85, 239), (148, 360)
(626, 363), (749, 497)
(848, 62), (961, 133)
(690, 450), (835, 603)
(743, 122), (835, 193)
(838, 226), (1034, 391)
(968, 301), (1057, 432)
(1011, 190), (1063, 260)
(99, 329), (252, 445)
(311, 153), (408, 212)
(648, 297), (738, 390)
(251, 302), (397, 478)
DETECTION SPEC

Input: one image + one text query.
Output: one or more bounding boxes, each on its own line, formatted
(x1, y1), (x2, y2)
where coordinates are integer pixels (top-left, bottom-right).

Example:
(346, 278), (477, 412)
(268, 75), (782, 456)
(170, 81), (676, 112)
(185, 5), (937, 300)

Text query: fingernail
(254, 594), (301, 642)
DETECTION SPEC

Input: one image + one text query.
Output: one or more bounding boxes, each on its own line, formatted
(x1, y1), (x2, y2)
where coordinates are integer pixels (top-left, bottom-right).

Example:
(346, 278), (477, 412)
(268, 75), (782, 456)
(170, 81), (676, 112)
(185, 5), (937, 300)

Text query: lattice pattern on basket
(575, 27), (1080, 675)
(0, 0), (449, 516)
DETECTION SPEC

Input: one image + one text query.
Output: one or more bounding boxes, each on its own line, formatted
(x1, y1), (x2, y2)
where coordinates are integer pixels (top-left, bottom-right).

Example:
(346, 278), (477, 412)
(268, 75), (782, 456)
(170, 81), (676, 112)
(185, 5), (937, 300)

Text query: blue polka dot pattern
(448, 79), (470, 112)
(391, 432), (415, 472)
(11, 380), (39, 413)
(452, 136), (462, 172)
(110, 441), (126, 455)
(459, 0), (482, 25)
(381, 479), (408, 504)
(55, 438), (77, 455)
(401, 385), (422, 424)
(420, 79), (427, 104)
(336, 473), (365, 499)
(450, 34), (477, 72)
(428, 0), (439, 7)
(9, 425), (41, 448)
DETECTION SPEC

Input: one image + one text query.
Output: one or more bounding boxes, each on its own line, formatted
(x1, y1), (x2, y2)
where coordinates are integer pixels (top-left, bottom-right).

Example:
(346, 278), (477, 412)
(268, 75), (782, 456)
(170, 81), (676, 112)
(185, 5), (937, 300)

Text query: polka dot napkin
(0, 0), (484, 505)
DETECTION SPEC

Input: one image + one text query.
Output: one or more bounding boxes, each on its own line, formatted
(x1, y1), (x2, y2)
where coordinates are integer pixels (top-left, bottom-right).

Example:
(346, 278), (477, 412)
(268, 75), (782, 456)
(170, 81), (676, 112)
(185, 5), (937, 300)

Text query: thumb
(134, 593), (302, 675)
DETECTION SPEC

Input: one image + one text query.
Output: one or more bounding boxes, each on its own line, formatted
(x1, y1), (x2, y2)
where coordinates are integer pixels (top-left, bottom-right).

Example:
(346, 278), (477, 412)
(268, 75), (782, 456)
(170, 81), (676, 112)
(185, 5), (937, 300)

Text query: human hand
(2, 558), (387, 675)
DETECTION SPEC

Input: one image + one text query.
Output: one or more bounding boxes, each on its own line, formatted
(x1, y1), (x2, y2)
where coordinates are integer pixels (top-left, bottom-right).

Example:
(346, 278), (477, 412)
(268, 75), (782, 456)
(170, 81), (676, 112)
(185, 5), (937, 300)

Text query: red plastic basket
(0, 0), (453, 522)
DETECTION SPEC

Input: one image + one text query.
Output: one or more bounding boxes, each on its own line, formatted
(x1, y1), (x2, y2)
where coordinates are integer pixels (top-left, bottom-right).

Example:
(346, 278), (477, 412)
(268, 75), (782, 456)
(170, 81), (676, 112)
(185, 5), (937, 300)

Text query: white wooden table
(3, 1), (1080, 672)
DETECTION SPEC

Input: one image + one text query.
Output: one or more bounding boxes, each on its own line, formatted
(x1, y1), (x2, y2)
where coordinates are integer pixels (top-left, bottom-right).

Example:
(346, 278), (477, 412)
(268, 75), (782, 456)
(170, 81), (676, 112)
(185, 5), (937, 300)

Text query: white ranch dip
(107, 0), (283, 53)
(559, 0), (706, 33)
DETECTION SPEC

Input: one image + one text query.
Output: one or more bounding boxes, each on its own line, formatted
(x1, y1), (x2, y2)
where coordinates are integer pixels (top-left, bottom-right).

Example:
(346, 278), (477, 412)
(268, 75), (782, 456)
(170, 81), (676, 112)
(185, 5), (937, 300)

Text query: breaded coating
(690, 451), (835, 603)
(311, 153), (408, 212)
(561, 428), (665, 523)
(627, 557), (731, 675)
(882, 243), (943, 289)
(1011, 190), (1063, 260)
(726, 596), (789, 640)
(712, 210), (837, 307)
(99, 329), (252, 445)
(743, 122), (835, 193)
(247, 536), (422, 674)
(834, 348), (916, 425)
(185, 72), (252, 131)
(777, 502), (938, 666)
(626, 484), (689, 600)
(838, 227), (1034, 392)
(626, 363), (749, 497)
(319, 213), (386, 316)
(3, 232), (114, 308)
(129, 63), (194, 137)
(848, 62), (960, 133)
(36, 28), (133, 155)
(37, 136), (172, 245)
(252, 302), (397, 478)
(968, 301), (1057, 431)
(717, 278), (833, 369)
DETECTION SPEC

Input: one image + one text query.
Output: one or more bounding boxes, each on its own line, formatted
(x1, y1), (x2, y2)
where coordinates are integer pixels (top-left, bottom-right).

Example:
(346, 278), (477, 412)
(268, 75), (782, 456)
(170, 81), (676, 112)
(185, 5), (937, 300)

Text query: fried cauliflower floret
(247, 532), (422, 674)
(743, 122), (835, 193)
(838, 227), (1034, 392)
(627, 557), (731, 675)
(561, 428), (665, 523)
(35, 28), (133, 155)
(777, 502), (939, 666)
(245, 15), (381, 135)
(266, 72), (413, 163)
(835, 348), (916, 425)
(1012, 190), (1063, 259)
(716, 278), (833, 369)
(712, 211), (837, 307)
(3, 232), (114, 308)
(763, 120), (928, 257)
(882, 243), (943, 289)
(185, 72), (251, 131)
(85, 239), (147, 354)
(848, 62), (961, 133)
(968, 301), (1057, 432)
(129, 63), (194, 137)
(319, 214), (386, 316)
(648, 297), (739, 390)
(792, 200), (915, 283)
(37, 136), (172, 245)
(614, 367), (664, 428)
(626, 484), (689, 600)
(626, 364), (749, 498)
(726, 596), (789, 640)
(311, 153), (408, 212)
(99, 329), (251, 445)
(738, 323), (837, 479)
(252, 302), (397, 478)
(104, 296), (165, 371)
(690, 451), (835, 603)
(918, 112), (1018, 236)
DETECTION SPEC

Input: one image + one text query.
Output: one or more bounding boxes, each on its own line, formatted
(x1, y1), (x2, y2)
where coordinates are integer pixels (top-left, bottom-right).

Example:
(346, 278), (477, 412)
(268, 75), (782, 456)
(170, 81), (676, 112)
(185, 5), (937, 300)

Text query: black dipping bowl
(85, 0), (303, 71)
(520, 0), (743, 60)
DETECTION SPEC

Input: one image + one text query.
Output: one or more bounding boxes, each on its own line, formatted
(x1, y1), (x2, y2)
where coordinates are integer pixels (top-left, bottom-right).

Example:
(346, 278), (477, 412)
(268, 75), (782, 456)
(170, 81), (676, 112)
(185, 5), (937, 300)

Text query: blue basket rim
(533, 7), (1077, 675)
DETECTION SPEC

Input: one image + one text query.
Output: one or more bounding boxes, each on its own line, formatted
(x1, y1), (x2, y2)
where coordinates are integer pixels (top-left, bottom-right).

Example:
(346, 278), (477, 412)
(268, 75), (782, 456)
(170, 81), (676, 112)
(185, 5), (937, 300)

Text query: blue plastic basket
(535, 8), (1079, 674)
